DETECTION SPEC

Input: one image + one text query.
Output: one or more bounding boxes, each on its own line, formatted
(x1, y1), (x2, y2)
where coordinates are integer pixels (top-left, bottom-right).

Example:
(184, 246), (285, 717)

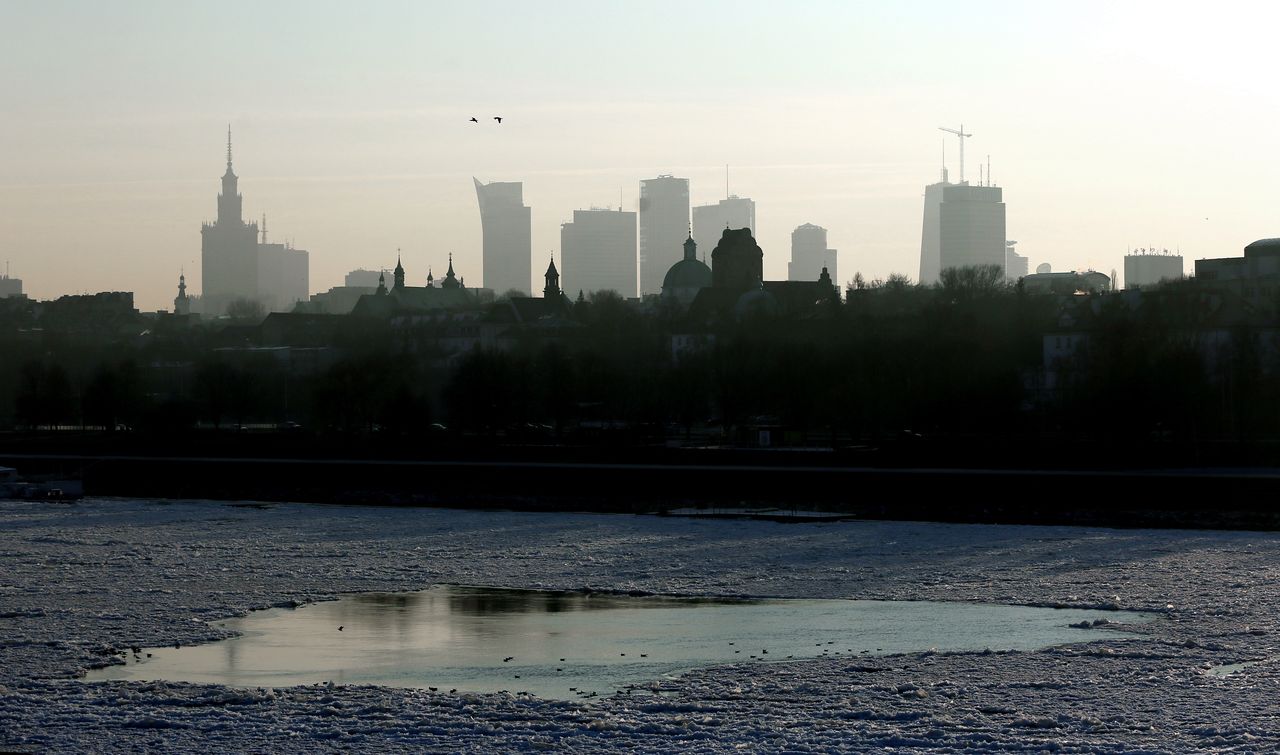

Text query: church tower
(543, 255), (562, 299)
(393, 252), (406, 291)
(173, 272), (190, 315)
(441, 253), (461, 290)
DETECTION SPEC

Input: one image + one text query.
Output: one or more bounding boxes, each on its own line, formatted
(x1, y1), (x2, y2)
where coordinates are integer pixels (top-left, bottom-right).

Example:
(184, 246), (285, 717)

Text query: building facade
(1194, 239), (1280, 316)
(1124, 251), (1183, 289)
(561, 208), (637, 298)
(0, 271), (21, 299)
(788, 223), (837, 284)
(692, 195), (756, 258)
(639, 175), (690, 296)
(344, 269), (383, 288)
(474, 178), (532, 296)
(919, 181), (1006, 284)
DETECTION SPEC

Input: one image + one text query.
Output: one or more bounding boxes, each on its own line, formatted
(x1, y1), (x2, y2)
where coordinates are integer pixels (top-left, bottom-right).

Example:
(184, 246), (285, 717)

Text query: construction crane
(939, 124), (972, 184)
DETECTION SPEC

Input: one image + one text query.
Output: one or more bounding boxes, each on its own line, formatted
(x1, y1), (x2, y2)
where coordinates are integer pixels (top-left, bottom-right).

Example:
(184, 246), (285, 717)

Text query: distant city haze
(1, 1), (1276, 310)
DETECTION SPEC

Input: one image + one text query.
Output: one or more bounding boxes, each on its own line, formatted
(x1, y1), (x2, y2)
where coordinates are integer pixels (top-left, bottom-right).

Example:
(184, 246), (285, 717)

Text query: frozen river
(2, 498), (1279, 752)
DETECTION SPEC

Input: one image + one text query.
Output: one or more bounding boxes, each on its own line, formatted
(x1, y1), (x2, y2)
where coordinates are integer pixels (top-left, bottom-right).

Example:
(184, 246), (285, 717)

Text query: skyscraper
(561, 208), (637, 298)
(692, 195), (756, 256)
(0, 264), (22, 299)
(1005, 241), (1028, 282)
(639, 175), (690, 296)
(201, 128), (260, 315)
(788, 223), (837, 284)
(256, 217), (309, 313)
(474, 178), (532, 296)
(200, 130), (309, 315)
(919, 179), (1006, 284)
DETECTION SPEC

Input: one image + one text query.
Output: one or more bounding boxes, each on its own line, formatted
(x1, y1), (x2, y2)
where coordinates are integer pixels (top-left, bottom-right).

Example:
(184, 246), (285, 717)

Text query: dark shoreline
(3, 434), (1278, 530)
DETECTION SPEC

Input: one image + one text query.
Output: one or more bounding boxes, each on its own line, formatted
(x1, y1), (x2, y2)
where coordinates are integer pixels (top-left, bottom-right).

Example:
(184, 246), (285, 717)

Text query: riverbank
(2, 447), (1279, 529)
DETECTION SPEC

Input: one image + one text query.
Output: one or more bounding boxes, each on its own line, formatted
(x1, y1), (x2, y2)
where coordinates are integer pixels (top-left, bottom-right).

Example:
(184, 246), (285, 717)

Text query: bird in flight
(469, 117), (478, 123)
(493, 116), (503, 123)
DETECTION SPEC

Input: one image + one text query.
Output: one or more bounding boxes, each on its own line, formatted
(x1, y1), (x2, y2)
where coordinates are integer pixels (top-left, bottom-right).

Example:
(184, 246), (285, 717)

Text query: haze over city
(3, 0), (1277, 310)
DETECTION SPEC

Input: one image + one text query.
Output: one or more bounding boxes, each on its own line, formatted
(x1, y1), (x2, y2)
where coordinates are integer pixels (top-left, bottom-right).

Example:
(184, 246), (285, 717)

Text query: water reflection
(86, 586), (1155, 700)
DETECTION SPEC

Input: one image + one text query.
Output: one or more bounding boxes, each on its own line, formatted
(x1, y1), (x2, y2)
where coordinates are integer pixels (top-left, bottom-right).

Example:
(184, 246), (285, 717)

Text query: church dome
(662, 257), (712, 292)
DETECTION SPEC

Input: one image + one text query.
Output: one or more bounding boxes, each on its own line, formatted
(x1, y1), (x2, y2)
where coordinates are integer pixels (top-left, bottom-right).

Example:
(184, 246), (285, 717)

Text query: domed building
(676, 227), (839, 325)
(661, 234), (712, 308)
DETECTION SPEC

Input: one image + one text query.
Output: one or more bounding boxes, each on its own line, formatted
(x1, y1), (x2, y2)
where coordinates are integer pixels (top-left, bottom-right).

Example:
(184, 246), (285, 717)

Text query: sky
(1, 0), (1277, 310)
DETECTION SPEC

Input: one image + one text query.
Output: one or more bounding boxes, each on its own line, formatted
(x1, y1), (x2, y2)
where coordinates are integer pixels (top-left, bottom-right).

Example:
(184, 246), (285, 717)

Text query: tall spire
(393, 248), (405, 290)
(261, 213), (267, 244)
(217, 126), (242, 224)
(174, 270), (190, 315)
(543, 252), (561, 299)
(441, 253), (460, 289)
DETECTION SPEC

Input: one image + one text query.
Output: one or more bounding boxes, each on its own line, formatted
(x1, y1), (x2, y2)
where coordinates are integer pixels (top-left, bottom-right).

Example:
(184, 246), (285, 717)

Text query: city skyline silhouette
(2, 2), (1274, 309)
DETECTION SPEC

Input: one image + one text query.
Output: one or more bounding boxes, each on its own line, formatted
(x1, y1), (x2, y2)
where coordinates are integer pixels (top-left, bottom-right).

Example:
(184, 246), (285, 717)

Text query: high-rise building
(919, 179), (1006, 284)
(0, 265), (21, 299)
(639, 175), (690, 296)
(200, 130), (309, 315)
(692, 195), (756, 256)
(474, 178), (532, 296)
(561, 208), (637, 298)
(1124, 250), (1183, 289)
(788, 223), (837, 284)
(344, 269), (384, 288)
(252, 215), (308, 312)
(201, 129), (260, 315)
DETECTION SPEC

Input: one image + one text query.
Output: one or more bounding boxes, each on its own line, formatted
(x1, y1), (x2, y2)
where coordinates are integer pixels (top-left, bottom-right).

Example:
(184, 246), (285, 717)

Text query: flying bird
(469, 117), (479, 123)
(493, 116), (503, 123)
(338, 626), (344, 631)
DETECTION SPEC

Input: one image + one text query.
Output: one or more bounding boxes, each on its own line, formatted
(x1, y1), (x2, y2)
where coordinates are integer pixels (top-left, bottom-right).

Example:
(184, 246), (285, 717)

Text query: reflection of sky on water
(87, 586), (1155, 700)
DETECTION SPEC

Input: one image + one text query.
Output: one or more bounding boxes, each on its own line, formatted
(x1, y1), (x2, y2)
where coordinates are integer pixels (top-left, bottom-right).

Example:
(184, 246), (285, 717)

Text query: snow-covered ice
(2, 497), (1279, 752)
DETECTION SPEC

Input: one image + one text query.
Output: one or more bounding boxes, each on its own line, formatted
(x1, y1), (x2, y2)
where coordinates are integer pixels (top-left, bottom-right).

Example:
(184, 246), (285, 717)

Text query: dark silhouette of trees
(226, 297), (266, 324)
(14, 361), (74, 430)
(82, 360), (143, 431)
(5, 264), (1280, 451)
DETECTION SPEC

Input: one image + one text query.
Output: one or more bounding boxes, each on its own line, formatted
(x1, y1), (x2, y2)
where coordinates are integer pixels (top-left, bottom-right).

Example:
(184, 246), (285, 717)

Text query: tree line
(2, 266), (1277, 444)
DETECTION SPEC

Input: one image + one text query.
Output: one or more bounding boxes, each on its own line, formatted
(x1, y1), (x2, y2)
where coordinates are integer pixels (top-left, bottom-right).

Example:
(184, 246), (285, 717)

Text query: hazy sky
(2, 1), (1277, 309)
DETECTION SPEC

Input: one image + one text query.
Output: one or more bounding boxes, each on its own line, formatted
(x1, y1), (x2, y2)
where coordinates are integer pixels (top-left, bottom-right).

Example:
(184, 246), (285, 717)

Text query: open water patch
(86, 586), (1156, 700)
